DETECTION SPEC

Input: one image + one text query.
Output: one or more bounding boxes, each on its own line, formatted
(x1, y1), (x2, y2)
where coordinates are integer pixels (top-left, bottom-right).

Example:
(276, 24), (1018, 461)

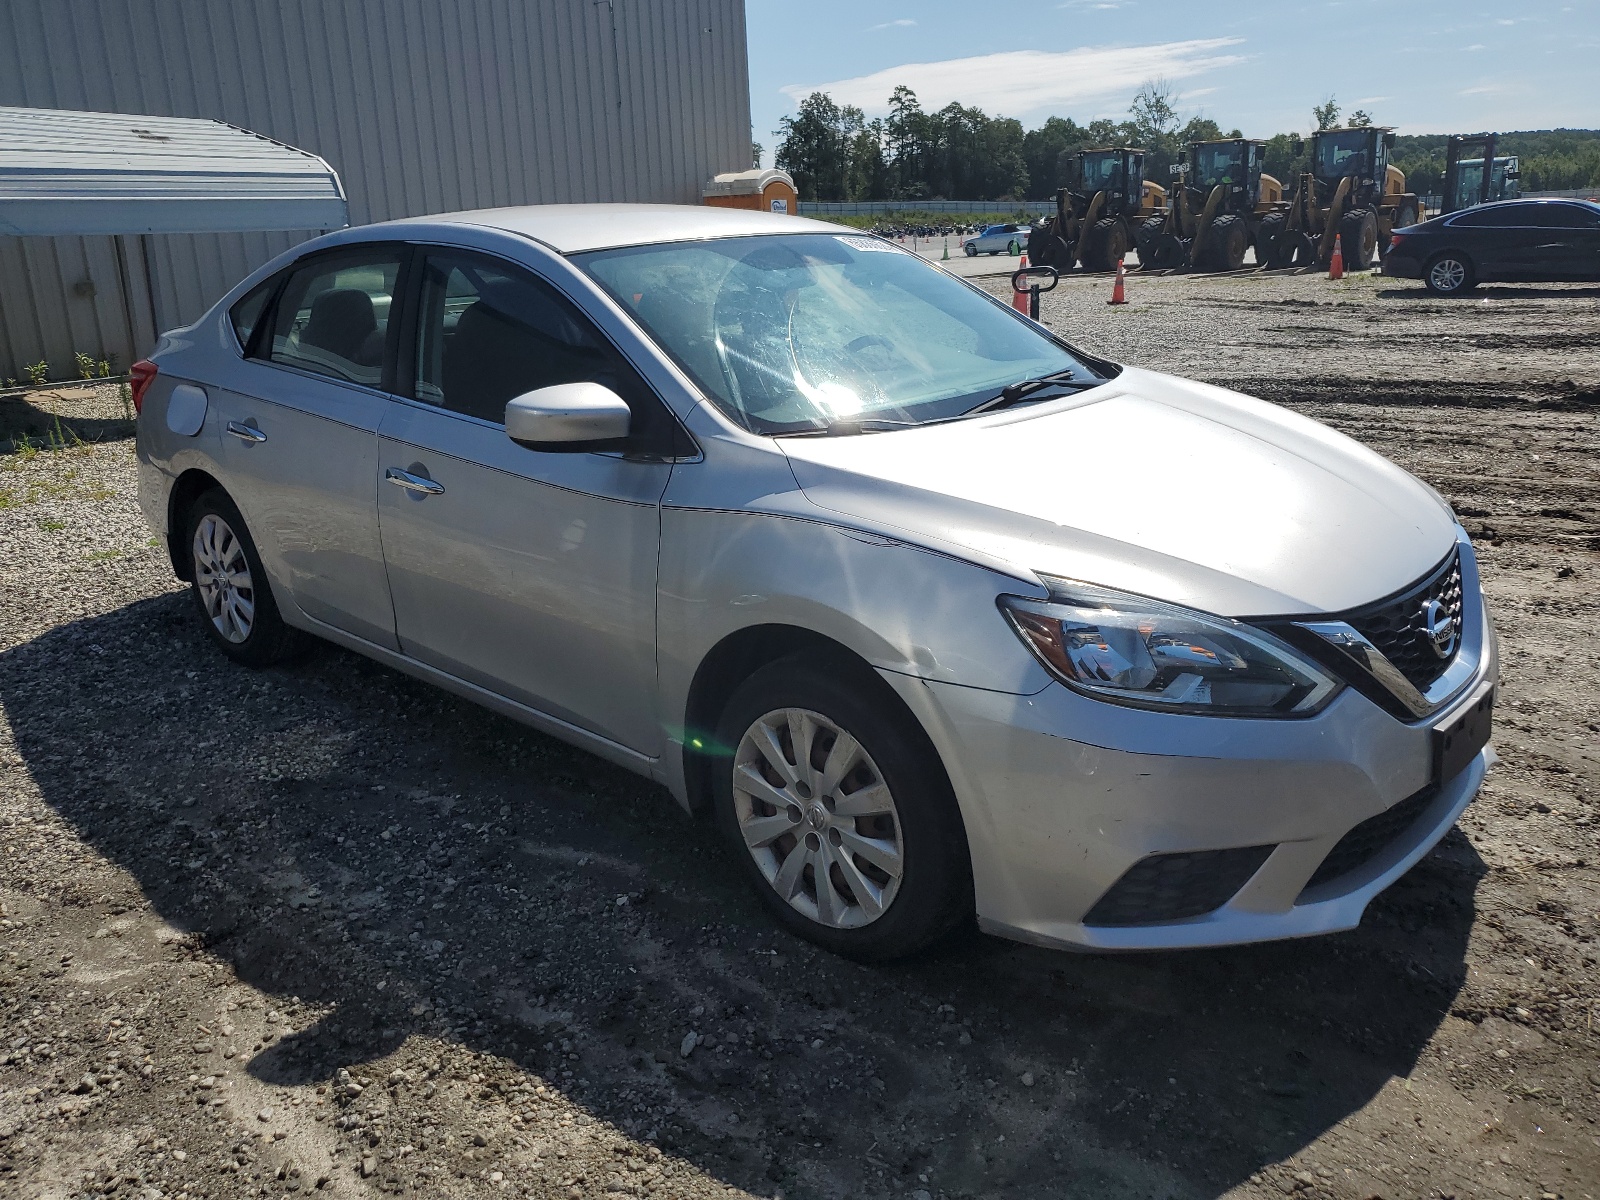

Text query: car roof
(377, 203), (846, 253)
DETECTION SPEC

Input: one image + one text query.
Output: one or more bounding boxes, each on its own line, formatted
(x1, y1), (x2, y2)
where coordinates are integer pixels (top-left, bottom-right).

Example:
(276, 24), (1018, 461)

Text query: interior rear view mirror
(505, 382), (631, 451)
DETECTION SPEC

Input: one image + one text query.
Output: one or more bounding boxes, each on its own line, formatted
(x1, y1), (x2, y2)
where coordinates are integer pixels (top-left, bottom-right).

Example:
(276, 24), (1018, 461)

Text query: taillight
(129, 360), (158, 415)
(1389, 233), (1407, 251)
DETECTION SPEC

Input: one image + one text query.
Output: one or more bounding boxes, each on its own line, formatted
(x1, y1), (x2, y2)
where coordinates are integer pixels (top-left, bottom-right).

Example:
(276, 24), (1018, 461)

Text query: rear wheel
(1255, 213), (1286, 268)
(1081, 217), (1129, 273)
(1339, 209), (1378, 270)
(184, 488), (308, 667)
(1276, 230), (1317, 269)
(712, 656), (971, 961)
(1424, 252), (1476, 295)
(1197, 214), (1250, 271)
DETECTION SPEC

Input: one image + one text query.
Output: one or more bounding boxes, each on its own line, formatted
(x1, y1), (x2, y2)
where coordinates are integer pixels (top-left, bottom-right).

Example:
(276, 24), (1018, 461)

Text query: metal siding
(0, 0), (751, 379)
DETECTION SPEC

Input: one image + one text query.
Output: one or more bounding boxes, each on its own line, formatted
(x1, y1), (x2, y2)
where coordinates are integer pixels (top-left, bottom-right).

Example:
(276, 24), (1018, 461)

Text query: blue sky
(747, 0), (1600, 163)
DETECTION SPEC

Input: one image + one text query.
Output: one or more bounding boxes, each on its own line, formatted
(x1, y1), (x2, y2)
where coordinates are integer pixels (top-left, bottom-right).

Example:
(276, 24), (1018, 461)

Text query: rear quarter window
(229, 274), (280, 351)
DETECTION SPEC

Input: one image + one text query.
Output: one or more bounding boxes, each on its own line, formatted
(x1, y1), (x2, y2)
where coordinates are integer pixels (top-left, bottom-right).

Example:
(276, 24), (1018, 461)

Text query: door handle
(225, 421), (267, 443)
(385, 467), (444, 496)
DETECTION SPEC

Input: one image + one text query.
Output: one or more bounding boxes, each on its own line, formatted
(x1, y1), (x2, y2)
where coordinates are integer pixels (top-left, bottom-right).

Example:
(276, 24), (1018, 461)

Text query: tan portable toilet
(702, 168), (799, 216)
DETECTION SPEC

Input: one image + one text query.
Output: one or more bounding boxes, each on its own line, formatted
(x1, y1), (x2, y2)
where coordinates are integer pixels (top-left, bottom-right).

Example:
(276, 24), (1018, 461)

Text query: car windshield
(1077, 154), (1124, 193)
(1316, 131), (1372, 179)
(1193, 143), (1245, 187)
(577, 234), (1096, 435)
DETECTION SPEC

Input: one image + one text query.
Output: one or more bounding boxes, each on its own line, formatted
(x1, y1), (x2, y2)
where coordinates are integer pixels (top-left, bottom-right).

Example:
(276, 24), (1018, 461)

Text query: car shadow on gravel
(1, 594), (1488, 1199)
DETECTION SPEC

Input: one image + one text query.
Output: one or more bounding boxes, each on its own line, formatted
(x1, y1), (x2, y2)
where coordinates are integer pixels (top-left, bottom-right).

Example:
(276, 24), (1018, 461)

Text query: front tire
(184, 488), (308, 667)
(712, 656), (971, 961)
(1197, 213), (1250, 271)
(1424, 252), (1476, 295)
(1081, 217), (1129, 273)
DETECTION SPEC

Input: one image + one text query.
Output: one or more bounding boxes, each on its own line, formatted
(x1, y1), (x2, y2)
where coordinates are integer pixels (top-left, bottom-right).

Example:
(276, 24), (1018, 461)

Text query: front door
(1536, 203), (1600, 280)
(375, 249), (675, 754)
(214, 245), (406, 649)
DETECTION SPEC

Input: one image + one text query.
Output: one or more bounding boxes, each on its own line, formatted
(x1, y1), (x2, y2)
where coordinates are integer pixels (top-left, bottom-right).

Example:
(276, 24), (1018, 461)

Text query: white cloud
(1058, 1), (1132, 9)
(1463, 42), (1485, 50)
(1353, 95), (1391, 104)
(778, 39), (1248, 118)
(867, 18), (916, 31)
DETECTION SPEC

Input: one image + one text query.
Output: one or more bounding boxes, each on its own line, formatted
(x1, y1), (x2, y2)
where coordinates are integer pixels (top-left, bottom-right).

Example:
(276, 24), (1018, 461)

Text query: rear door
(213, 244), (406, 649)
(1444, 205), (1539, 279)
(1536, 202), (1600, 279)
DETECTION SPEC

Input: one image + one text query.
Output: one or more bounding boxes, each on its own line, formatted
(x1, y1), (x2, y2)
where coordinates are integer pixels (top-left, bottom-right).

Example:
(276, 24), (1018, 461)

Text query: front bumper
(882, 536), (1497, 952)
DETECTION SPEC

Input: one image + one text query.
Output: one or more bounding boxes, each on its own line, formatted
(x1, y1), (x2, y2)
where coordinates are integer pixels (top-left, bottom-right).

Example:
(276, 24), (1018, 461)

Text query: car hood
(778, 367), (1458, 617)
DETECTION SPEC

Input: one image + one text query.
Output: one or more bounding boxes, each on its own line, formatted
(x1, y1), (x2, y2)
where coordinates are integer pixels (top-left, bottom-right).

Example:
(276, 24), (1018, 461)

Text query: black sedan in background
(1384, 197), (1600, 295)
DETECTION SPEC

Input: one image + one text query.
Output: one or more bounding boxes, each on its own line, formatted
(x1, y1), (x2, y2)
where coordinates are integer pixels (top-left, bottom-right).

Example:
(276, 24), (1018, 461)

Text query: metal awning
(0, 106), (348, 236)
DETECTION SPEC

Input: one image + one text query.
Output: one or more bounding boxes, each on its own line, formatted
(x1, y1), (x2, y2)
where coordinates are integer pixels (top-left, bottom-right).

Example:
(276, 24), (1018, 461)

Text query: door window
(410, 251), (682, 448)
(1534, 203), (1600, 228)
(1449, 205), (1530, 228)
(264, 249), (403, 388)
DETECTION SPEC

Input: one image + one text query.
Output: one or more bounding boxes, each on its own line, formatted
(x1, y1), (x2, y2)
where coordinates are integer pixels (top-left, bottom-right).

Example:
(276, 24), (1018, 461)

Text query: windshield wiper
(963, 369), (1098, 416)
(773, 418), (921, 438)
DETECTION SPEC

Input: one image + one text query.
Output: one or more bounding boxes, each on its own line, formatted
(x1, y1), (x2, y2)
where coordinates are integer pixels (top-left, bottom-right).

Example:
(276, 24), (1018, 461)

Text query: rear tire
(1255, 213), (1286, 268)
(1276, 230), (1317, 269)
(711, 655), (972, 961)
(184, 488), (309, 668)
(1339, 209), (1378, 270)
(1424, 252), (1476, 295)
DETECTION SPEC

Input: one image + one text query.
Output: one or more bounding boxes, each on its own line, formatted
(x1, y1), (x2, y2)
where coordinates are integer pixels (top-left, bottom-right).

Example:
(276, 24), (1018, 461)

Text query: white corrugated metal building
(0, 0), (752, 381)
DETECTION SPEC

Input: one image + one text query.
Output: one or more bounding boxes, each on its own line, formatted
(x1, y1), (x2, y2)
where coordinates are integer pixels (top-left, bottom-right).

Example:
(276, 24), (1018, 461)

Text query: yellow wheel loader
(1135, 138), (1284, 272)
(1027, 147), (1167, 273)
(1261, 126), (1420, 271)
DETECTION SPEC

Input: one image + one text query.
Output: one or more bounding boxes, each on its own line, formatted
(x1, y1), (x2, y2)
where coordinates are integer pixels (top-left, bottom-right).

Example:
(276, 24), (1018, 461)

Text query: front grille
(1299, 784), (1439, 895)
(1084, 845), (1275, 927)
(1345, 550), (1463, 691)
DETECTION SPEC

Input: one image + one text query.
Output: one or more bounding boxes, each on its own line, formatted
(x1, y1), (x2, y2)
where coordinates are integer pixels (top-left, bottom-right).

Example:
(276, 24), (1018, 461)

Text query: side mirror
(505, 382), (631, 451)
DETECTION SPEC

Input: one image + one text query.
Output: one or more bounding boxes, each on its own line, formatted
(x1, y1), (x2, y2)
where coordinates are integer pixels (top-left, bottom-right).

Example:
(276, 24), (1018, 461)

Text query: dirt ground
(1, 268), (1597, 1200)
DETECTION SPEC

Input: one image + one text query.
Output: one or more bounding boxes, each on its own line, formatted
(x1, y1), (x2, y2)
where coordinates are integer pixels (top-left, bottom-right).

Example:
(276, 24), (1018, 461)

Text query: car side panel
(209, 366), (397, 649)
(654, 435), (1054, 808)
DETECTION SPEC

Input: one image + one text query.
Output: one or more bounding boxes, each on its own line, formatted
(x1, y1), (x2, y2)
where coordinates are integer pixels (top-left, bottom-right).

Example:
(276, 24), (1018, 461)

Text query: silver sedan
(133, 204), (1496, 960)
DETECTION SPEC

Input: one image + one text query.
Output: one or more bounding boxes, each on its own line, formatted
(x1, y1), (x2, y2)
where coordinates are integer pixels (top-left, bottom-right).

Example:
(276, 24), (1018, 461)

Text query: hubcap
(1430, 259), (1464, 291)
(732, 708), (903, 930)
(192, 513), (255, 643)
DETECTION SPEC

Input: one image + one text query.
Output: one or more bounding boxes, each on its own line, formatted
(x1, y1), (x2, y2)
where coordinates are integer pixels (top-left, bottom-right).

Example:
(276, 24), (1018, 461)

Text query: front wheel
(1340, 209), (1378, 270)
(712, 657), (971, 961)
(964, 243), (977, 256)
(1424, 252), (1476, 295)
(184, 488), (308, 667)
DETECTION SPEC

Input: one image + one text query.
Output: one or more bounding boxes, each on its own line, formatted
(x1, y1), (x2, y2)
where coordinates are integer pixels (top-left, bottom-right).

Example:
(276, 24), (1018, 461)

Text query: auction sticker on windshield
(835, 235), (905, 254)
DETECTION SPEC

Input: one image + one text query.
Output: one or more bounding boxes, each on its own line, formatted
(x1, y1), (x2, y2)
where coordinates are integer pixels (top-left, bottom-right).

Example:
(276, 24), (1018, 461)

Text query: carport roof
(0, 106), (348, 236)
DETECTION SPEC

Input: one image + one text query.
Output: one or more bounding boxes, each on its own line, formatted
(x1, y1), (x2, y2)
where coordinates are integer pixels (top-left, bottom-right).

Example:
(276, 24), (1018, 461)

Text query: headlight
(999, 578), (1341, 717)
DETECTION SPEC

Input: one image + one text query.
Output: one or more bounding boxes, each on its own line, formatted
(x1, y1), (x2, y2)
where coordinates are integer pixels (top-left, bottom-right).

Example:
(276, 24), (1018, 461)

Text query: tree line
(774, 83), (1600, 202)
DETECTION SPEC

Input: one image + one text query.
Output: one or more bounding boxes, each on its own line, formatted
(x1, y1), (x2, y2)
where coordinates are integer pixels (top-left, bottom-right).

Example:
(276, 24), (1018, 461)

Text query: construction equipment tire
(1275, 231), (1317, 269)
(1027, 226), (1072, 271)
(1340, 209), (1378, 271)
(1255, 213), (1286, 268)
(1393, 199), (1419, 231)
(1082, 217), (1129, 273)
(1134, 216), (1167, 269)
(1197, 214), (1250, 271)
(1143, 232), (1186, 270)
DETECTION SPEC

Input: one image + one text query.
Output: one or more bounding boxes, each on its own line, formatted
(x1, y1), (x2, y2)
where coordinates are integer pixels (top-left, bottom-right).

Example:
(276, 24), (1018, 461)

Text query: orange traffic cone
(1012, 278), (1030, 314)
(1107, 258), (1127, 305)
(1329, 233), (1344, 280)
(1019, 252), (1029, 269)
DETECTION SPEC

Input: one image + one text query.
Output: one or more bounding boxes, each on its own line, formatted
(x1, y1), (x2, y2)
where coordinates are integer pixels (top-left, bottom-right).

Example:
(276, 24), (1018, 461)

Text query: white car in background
(964, 223), (1032, 255)
(132, 205), (1496, 961)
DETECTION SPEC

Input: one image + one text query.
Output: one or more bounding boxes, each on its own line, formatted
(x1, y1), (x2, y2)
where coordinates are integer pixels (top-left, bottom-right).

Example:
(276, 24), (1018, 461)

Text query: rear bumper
(1383, 252), (1424, 279)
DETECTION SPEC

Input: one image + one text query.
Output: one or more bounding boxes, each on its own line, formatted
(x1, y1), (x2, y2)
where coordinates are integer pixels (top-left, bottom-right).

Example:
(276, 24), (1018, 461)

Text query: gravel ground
(2, 269), (1598, 1200)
